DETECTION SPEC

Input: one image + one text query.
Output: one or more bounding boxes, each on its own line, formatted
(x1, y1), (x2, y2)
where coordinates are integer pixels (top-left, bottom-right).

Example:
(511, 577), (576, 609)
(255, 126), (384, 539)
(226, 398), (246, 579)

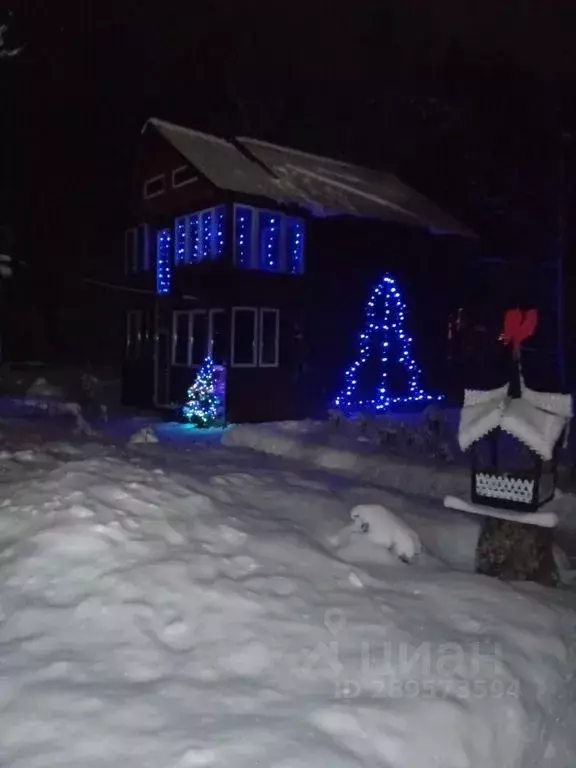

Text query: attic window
(172, 165), (198, 188)
(143, 174), (166, 199)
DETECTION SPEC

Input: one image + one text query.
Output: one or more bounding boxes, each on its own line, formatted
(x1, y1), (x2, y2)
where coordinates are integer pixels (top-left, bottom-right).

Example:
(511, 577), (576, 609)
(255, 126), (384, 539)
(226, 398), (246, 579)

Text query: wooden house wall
(165, 268), (305, 422)
(118, 125), (480, 422)
(302, 218), (474, 413)
(131, 128), (218, 221)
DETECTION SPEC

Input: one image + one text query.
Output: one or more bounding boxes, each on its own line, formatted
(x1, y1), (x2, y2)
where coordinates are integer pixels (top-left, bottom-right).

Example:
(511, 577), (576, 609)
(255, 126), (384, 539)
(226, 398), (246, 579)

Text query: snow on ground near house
(0, 417), (575, 767)
(222, 416), (478, 498)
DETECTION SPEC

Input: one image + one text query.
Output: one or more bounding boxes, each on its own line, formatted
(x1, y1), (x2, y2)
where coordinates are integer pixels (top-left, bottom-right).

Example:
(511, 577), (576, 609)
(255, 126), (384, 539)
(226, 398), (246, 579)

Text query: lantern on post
(456, 309), (571, 512)
(444, 309), (572, 586)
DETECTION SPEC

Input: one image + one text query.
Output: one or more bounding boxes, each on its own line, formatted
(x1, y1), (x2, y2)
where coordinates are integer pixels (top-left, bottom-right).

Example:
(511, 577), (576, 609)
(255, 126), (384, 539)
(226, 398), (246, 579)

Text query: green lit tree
(182, 356), (220, 428)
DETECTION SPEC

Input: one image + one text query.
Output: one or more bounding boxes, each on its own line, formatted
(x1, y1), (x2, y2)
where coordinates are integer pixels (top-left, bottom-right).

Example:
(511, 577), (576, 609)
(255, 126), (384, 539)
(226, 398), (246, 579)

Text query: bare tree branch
(0, 23), (20, 58)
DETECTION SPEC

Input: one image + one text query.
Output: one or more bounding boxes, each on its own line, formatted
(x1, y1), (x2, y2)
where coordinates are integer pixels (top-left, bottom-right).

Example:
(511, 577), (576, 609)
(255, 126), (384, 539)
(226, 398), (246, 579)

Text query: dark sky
(3, 1), (576, 264)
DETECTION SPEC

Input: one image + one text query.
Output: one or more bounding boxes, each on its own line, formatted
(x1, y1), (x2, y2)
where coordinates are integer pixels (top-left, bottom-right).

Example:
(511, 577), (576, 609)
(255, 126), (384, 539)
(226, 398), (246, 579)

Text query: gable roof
(458, 383), (572, 460)
(144, 117), (473, 237)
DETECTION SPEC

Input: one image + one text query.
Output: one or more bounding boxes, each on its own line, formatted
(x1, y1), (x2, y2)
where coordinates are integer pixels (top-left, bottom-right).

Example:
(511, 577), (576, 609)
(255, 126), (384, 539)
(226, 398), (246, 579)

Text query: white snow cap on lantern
(458, 381), (572, 461)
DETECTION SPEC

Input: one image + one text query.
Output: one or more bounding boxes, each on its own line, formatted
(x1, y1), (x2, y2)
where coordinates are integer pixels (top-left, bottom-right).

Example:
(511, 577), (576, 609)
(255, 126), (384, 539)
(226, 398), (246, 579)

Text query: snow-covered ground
(0, 410), (575, 767)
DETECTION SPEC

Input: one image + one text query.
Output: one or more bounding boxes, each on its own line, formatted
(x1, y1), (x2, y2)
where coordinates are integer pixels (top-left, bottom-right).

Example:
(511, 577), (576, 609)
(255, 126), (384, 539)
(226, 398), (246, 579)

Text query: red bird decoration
(502, 308), (538, 353)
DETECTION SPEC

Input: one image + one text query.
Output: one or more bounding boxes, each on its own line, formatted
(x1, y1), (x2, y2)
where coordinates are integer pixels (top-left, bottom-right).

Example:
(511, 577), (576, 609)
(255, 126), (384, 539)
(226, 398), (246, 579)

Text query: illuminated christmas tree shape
(334, 274), (439, 413)
(182, 355), (220, 427)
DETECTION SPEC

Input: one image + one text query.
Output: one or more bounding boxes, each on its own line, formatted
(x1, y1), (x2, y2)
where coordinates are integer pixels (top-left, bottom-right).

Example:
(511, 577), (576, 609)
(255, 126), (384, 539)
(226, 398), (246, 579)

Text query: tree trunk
(475, 517), (558, 587)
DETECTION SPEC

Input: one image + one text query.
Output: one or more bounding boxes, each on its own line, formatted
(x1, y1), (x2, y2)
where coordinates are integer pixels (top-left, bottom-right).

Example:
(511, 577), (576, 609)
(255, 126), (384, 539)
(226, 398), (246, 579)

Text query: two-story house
(122, 118), (471, 423)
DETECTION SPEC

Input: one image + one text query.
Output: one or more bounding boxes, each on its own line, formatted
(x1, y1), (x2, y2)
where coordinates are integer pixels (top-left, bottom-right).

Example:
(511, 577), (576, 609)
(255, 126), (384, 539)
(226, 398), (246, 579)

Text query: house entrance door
(153, 302), (171, 407)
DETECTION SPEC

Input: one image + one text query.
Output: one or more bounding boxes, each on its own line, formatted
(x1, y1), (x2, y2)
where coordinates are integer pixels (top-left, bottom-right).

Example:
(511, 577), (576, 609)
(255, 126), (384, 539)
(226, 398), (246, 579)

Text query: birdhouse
(458, 381), (572, 511)
(457, 308), (572, 513)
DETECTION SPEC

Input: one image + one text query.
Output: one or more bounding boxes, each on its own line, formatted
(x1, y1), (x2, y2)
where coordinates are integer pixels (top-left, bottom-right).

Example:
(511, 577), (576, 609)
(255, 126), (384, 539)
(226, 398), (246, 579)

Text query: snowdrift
(223, 419), (470, 498)
(0, 456), (575, 767)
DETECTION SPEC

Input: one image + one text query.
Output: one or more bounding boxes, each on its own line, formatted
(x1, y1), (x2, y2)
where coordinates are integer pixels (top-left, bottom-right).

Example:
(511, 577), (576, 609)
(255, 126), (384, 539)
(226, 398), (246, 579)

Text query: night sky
(3, 1), (576, 274)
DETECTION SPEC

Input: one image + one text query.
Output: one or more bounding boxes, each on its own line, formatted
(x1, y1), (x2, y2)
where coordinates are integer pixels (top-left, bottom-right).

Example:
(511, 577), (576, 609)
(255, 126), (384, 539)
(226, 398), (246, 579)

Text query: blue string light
(235, 206), (253, 268)
(182, 355), (220, 427)
(201, 210), (212, 260)
(215, 206), (225, 258)
(286, 218), (305, 274)
(156, 228), (172, 295)
(334, 274), (440, 413)
(234, 207), (304, 273)
(175, 217), (187, 264)
(260, 213), (281, 271)
(187, 214), (200, 263)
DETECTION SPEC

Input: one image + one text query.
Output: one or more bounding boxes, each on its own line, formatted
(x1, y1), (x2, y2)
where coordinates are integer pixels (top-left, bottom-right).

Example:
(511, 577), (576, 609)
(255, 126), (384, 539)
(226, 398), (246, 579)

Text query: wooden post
(475, 517), (558, 587)
(556, 130), (570, 391)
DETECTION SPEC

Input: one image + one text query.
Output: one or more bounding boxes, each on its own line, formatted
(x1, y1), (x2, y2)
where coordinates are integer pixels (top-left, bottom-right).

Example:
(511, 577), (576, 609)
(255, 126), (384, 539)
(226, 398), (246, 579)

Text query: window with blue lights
(156, 228), (172, 295)
(175, 217), (187, 265)
(233, 205), (305, 274)
(258, 213), (281, 271)
(285, 217), (305, 275)
(234, 206), (254, 268)
(201, 210), (213, 260)
(173, 206), (226, 265)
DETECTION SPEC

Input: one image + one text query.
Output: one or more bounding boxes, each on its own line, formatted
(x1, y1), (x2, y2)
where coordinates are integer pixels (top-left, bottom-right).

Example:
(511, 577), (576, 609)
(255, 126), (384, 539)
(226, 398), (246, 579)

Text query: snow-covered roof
(238, 137), (473, 236)
(145, 118), (284, 200)
(143, 118), (472, 236)
(458, 383), (573, 461)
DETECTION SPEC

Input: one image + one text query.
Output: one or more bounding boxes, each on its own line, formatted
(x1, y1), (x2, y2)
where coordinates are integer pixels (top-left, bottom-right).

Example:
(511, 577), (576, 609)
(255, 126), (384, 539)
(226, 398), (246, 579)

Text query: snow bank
(223, 420), (470, 498)
(0, 456), (575, 767)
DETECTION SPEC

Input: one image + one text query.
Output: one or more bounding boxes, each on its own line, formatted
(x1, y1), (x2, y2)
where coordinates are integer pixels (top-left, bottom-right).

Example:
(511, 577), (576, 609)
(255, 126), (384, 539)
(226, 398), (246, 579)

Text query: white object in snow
(0, 253), (12, 278)
(443, 494), (558, 528)
(350, 503), (422, 561)
(58, 402), (97, 437)
(458, 380), (572, 461)
(26, 377), (65, 400)
(129, 426), (159, 444)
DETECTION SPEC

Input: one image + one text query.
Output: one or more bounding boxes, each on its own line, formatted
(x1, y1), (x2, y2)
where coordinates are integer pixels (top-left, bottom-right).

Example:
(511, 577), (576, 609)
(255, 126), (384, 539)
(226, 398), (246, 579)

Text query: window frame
(143, 174), (166, 200)
(190, 309), (209, 366)
(138, 223), (150, 271)
(256, 210), (284, 272)
(172, 165), (199, 189)
(209, 308), (227, 363)
(258, 308), (280, 368)
(175, 215), (188, 265)
(171, 310), (192, 366)
(173, 206), (226, 264)
(231, 307), (258, 368)
(232, 204), (305, 274)
(285, 216), (306, 275)
(156, 227), (172, 295)
(232, 204), (255, 269)
(126, 310), (142, 360)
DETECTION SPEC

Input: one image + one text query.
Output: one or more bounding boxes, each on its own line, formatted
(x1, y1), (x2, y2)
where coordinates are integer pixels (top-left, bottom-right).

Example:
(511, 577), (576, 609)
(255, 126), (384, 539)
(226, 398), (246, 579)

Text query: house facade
(122, 118), (471, 423)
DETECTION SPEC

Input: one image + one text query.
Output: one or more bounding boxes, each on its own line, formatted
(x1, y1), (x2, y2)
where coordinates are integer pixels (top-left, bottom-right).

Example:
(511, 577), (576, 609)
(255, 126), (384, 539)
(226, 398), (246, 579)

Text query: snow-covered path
(0, 418), (575, 767)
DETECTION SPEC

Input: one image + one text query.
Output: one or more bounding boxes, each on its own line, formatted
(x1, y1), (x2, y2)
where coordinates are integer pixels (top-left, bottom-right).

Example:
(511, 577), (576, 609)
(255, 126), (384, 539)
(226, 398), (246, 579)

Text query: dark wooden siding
(131, 128), (218, 221)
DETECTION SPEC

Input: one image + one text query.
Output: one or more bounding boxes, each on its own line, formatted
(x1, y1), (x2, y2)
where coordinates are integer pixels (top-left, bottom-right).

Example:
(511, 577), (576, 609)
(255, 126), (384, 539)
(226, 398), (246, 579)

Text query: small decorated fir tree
(182, 355), (220, 427)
